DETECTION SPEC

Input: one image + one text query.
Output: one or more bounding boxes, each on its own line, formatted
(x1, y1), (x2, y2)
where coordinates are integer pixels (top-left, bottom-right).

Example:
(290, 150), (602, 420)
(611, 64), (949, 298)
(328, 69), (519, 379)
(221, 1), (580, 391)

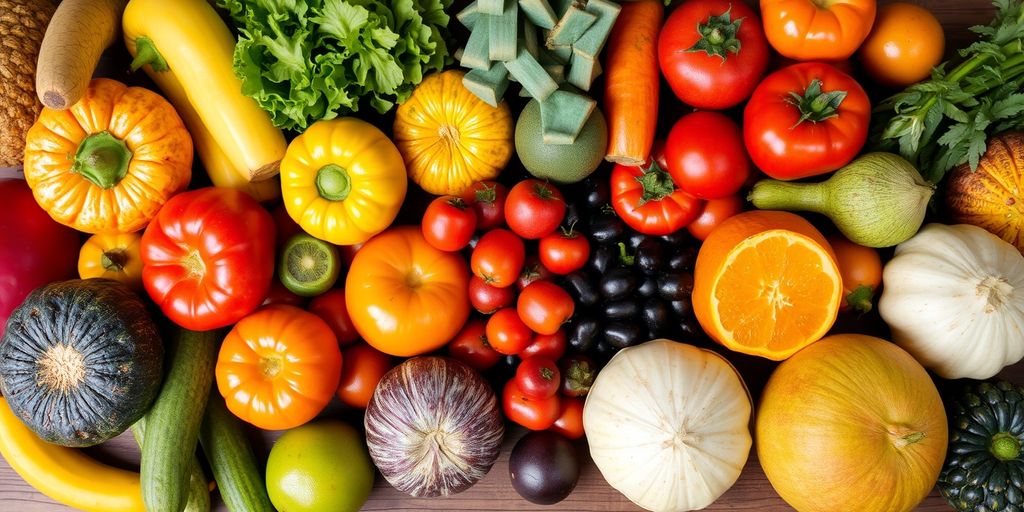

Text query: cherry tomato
(307, 288), (359, 346)
(687, 195), (745, 241)
(827, 234), (883, 314)
(505, 179), (566, 239)
(515, 357), (562, 399)
(549, 397), (585, 440)
(336, 342), (393, 408)
(560, 354), (597, 397)
(262, 279), (307, 308)
(471, 228), (526, 288)
(857, 2), (945, 88)
(468, 275), (516, 314)
(462, 180), (508, 230)
(539, 228), (590, 275)
(611, 141), (704, 236)
(517, 281), (575, 335)
(521, 329), (567, 360)
(503, 379), (561, 431)
(487, 308), (534, 355)
(422, 196), (478, 252)
(272, 204), (304, 249)
(665, 111), (750, 200)
(448, 318), (503, 370)
(516, 256), (556, 291)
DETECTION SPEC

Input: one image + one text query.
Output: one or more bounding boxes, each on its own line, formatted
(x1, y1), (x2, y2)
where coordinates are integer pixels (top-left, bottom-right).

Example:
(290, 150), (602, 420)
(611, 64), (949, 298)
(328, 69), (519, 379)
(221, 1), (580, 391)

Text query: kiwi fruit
(279, 233), (340, 297)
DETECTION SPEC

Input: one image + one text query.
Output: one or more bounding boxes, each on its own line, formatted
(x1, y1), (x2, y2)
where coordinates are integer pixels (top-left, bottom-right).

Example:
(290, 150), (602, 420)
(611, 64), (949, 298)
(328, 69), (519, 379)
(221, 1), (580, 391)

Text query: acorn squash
(0, 279), (163, 447)
(946, 131), (1024, 252)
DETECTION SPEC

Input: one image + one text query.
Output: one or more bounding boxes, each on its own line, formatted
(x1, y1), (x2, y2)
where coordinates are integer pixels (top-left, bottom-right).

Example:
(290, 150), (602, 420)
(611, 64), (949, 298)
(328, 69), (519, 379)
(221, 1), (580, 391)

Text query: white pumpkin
(582, 339), (752, 512)
(878, 223), (1024, 379)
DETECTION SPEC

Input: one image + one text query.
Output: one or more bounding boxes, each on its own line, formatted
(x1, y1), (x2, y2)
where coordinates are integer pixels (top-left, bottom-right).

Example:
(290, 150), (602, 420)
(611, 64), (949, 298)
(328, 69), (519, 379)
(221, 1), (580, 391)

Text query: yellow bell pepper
(78, 233), (144, 291)
(281, 118), (408, 246)
(23, 78), (192, 234)
(122, 0), (286, 182)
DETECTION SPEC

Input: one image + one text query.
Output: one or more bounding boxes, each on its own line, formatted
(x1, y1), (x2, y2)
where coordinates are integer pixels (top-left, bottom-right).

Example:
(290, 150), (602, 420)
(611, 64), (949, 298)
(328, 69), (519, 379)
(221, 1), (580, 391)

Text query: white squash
(878, 223), (1024, 379)
(582, 339), (752, 512)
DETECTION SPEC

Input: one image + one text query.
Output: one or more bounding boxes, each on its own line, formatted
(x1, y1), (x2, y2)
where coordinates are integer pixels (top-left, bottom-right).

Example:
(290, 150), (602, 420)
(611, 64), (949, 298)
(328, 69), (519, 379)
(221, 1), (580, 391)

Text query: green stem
(990, 432), (1022, 462)
(72, 132), (132, 189)
(747, 180), (828, 214)
(101, 249), (128, 273)
(315, 164), (352, 201)
(130, 36), (169, 73)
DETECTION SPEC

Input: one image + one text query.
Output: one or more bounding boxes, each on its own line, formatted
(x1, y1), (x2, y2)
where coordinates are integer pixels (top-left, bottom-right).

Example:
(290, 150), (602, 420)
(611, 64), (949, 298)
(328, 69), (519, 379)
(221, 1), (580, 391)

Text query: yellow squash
(0, 397), (145, 512)
(122, 0), (286, 182)
(23, 78), (192, 234)
(281, 118), (408, 246)
(78, 232), (144, 290)
(394, 70), (513, 195)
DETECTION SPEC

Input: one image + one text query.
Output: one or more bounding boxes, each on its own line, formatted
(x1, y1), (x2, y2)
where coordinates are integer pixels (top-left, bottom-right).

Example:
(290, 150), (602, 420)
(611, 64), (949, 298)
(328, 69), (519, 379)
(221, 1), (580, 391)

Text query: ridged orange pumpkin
(393, 71), (513, 196)
(946, 131), (1024, 251)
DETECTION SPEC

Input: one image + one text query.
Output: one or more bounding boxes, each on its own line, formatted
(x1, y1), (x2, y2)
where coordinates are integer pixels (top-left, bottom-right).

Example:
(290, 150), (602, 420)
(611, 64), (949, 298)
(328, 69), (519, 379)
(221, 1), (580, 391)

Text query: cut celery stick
(519, 0), (557, 29)
(479, 0), (505, 15)
(521, 18), (540, 58)
(567, 52), (601, 90)
(572, 0), (621, 59)
(504, 48), (558, 101)
(549, 0), (575, 18)
(540, 89), (597, 145)
(458, 1), (480, 29)
(464, 63), (511, 107)
(546, 4), (597, 49)
(544, 63), (566, 84)
(461, 21), (491, 70)
(489, 0), (518, 61)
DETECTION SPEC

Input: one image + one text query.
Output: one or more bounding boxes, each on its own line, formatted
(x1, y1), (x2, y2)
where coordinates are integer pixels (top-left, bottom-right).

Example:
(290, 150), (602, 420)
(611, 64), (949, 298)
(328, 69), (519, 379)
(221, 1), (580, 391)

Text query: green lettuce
(217, 0), (453, 131)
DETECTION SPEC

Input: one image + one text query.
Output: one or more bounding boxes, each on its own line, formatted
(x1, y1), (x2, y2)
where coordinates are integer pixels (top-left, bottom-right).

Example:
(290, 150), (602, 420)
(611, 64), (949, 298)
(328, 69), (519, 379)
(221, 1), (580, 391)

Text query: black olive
(589, 244), (616, 274)
(661, 230), (690, 247)
(667, 246), (698, 272)
(658, 273), (694, 301)
(589, 216), (625, 244)
(593, 339), (619, 360)
(670, 297), (694, 317)
(563, 201), (583, 229)
(509, 431), (581, 505)
(679, 319), (700, 337)
(600, 268), (637, 300)
(638, 276), (658, 297)
(626, 232), (647, 250)
(567, 317), (601, 353)
(583, 177), (611, 209)
(563, 271), (600, 306)
(604, 300), (639, 320)
(604, 322), (644, 348)
(642, 298), (670, 334)
(636, 238), (665, 275)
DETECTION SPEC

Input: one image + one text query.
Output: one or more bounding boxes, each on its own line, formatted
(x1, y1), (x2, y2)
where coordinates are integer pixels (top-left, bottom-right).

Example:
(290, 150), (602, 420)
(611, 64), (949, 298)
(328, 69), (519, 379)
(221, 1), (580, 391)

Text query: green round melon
(515, 99), (607, 184)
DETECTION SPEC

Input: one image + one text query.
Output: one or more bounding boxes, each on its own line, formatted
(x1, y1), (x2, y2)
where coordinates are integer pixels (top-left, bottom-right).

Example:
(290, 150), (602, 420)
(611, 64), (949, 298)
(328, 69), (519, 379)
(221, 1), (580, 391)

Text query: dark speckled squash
(0, 278), (163, 447)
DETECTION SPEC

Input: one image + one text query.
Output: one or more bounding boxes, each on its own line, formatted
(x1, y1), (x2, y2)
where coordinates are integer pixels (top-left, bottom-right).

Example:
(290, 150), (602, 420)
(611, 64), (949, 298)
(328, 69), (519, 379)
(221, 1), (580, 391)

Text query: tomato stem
(101, 249), (129, 273)
(685, 7), (744, 60)
(72, 131), (132, 189)
(786, 79), (847, 126)
(634, 159), (677, 206)
(474, 183), (497, 204)
(446, 197), (469, 210)
(845, 284), (875, 314)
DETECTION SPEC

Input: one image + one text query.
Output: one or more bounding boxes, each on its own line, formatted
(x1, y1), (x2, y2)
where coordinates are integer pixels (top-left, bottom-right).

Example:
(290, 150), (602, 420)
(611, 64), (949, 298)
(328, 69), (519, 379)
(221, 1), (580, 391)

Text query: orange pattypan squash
(393, 70), (513, 196)
(23, 78), (192, 234)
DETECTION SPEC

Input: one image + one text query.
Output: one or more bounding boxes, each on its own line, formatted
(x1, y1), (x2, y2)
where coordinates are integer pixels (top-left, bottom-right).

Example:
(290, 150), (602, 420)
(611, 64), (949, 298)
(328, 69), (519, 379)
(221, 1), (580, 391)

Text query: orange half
(693, 211), (841, 360)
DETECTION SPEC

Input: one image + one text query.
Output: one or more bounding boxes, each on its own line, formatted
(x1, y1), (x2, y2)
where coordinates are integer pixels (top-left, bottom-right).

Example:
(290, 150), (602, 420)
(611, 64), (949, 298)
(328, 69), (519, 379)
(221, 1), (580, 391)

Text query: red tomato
(516, 256), (555, 291)
(539, 228), (590, 275)
(338, 242), (363, 266)
(549, 397), (585, 440)
(665, 111), (750, 200)
(658, 0), (769, 110)
(504, 180), (566, 239)
(271, 204), (303, 248)
(462, 180), (508, 230)
(336, 342), (393, 408)
(468, 275), (516, 314)
(687, 195), (745, 241)
(517, 281), (575, 335)
(744, 62), (871, 180)
(486, 308), (534, 355)
(611, 141), (704, 235)
(503, 379), (561, 430)
(0, 179), (80, 337)
(515, 356), (561, 399)
(142, 187), (276, 331)
(471, 228), (526, 288)
(262, 279), (307, 308)
(307, 288), (360, 346)
(521, 329), (567, 360)
(448, 318), (503, 370)
(422, 196), (478, 252)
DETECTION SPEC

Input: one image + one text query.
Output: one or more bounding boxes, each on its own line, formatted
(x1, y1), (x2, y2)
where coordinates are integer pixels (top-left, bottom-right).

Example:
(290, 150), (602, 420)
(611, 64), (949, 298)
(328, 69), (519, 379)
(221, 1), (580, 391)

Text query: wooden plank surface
(0, 0), (1008, 510)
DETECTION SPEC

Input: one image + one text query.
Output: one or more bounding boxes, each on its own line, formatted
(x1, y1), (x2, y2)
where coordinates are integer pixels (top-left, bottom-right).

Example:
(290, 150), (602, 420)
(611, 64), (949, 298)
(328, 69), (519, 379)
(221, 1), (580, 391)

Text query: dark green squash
(939, 380), (1024, 511)
(0, 278), (163, 447)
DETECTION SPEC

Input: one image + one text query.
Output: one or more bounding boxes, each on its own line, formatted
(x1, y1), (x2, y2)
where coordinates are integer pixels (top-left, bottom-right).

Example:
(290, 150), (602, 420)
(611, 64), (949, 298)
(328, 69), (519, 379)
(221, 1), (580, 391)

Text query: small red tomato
(549, 397), (585, 439)
(505, 179), (566, 239)
(468, 275), (516, 314)
(517, 281), (575, 335)
(687, 195), (745, 241)
(338, 242), (363, 266)
(471, 228), (526, 288)
(463, 180), (508, 230)
(422, 196), (478, 252)
(539, 228), (590, 275)
(521, 329), (567, 360)
(665, 111), (750, 200)
(262, 279), (307, 308)
(515, 356), (561, 399)
(448, 319), (502, 370)
(307, 288), (359, 346)
(503, 379), (561, 431)
(560, 354), (598, 397)
(336, 342), (393, 408)
(486, 308), (534, 355)
(516, 256), (556, 291)
(271, 204), (304, 249)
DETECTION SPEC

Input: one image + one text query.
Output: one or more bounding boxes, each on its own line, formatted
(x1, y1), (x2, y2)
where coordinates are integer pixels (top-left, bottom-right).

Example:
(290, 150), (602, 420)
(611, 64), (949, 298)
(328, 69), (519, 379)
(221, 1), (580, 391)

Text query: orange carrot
(604, 0), (663, 166)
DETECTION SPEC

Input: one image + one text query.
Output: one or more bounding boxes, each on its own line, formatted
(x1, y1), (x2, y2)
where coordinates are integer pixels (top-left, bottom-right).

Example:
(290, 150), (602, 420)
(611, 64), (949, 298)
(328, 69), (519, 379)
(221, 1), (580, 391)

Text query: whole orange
(858, 2), (945, 87)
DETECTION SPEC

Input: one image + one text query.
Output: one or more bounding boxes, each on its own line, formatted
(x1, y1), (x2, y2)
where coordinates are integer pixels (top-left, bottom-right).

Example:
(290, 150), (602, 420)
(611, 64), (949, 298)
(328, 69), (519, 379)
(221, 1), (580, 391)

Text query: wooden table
(0, 0), (1009, 510)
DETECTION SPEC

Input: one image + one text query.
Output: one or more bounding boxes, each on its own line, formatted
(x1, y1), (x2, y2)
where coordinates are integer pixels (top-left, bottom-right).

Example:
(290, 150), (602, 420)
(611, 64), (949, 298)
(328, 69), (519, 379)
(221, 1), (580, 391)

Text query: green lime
(266, 420), (374, 512)
(279, 233), (340, 297)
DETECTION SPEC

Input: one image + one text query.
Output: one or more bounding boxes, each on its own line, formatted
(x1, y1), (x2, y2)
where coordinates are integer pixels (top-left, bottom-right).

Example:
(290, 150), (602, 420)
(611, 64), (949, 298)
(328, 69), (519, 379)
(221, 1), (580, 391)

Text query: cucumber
(140, 328), (221, 512)
(132, 416), (211, 512)
(199, 392), (275, 512)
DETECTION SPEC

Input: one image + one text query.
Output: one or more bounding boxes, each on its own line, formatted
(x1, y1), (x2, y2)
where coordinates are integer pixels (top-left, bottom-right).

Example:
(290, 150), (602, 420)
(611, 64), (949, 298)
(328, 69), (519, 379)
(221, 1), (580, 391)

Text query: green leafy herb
(217, 0), (453, 131)
(871, 0), (1024, 183)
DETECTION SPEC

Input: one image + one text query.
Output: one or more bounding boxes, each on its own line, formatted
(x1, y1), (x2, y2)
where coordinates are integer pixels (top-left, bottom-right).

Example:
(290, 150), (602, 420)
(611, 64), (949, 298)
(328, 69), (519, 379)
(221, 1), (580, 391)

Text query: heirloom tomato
(760, 0), (877, 61)
(307, 288), (359, 346)
(611, 141), (703, 235)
